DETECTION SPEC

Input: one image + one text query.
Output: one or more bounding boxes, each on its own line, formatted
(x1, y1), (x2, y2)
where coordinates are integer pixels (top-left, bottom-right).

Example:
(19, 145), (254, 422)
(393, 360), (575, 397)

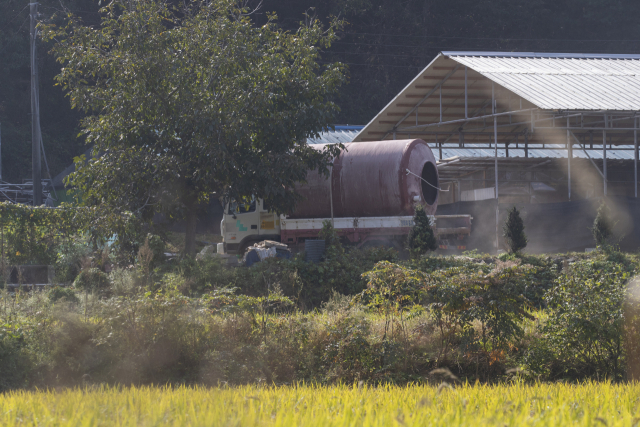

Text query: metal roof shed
(353, 52), (640, 199)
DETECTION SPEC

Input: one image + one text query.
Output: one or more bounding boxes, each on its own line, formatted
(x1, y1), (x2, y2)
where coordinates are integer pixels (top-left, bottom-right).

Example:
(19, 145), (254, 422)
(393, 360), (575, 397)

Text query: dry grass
(1, 382), (638, 426)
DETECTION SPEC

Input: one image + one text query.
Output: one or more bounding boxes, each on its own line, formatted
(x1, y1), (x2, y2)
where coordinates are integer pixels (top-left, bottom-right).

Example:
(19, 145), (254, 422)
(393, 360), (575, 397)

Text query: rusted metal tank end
(291, 139), (439, 218)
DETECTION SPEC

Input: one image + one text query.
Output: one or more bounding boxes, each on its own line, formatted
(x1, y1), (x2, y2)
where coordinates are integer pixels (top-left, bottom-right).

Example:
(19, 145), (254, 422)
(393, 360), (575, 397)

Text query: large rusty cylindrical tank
(290, 139), (439, 218)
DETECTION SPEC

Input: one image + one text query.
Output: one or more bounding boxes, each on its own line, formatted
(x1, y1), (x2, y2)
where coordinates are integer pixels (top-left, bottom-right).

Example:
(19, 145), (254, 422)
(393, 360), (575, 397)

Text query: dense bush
(525, 257), (636, 381)
(47, 286), (80, 304)
(0, 202), (142, 268)
(0, 243), (639, 388)
(165, 238), (397, 308)
(0, 329), (31, 391)
(55, 238), (93, 284)
(73, 268), (110, 291)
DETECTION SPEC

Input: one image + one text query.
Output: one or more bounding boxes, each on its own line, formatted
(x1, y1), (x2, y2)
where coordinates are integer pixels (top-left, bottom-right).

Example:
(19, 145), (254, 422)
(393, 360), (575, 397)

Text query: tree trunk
(184, 199), (198, 257)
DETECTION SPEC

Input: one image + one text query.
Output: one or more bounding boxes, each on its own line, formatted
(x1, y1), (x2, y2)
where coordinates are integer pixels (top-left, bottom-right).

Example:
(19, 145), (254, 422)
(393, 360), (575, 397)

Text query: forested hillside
(2, 0), (640, 183)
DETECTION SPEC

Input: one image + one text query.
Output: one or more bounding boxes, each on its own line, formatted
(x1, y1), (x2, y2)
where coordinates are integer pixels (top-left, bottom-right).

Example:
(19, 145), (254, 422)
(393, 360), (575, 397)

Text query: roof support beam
(570, 131), (605, 180)
(385, 65), (461, 139)
(397, 107), (538, 132)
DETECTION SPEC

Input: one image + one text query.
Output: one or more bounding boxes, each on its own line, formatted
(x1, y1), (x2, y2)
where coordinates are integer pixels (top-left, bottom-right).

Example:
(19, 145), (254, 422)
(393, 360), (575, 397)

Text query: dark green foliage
(2, 236), (640, 387)
(361, 259), (537, 373)
(592, 201), (614, 247)
(145, 234), (166, 268)
(222, 246), (397, 308)
(73, 268), (109, 291)
(55, 238), (92, 284)
(0, 330), (31, 391)
(43, 0), (346, 255)
(503, 206), (527, 253)
(524, 257), (634, 381)
(47, 286), (79, 304)
(319, 220), (343, 259)
(406, 204), (437, 257)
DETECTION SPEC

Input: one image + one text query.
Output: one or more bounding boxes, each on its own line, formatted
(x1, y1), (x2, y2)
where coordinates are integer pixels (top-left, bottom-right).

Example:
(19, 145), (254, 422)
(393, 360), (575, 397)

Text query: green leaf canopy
(43, 0), (346, 253)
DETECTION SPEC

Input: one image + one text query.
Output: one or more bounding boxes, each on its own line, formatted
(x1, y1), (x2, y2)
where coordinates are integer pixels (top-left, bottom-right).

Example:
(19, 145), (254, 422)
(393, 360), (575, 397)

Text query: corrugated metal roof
(353, 52), (640, 144)
(441, 52), (640, 59)
(433, 143), (635, 162)
(448, 53), (640, 110)
(307, 129), (360, 145)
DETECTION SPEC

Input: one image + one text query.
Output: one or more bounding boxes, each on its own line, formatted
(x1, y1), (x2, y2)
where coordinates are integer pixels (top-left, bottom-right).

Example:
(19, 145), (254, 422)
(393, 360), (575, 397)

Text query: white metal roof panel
(307, 129), (360, 145)
(433, 143), (635, 162)
(448, 53), (640, 111)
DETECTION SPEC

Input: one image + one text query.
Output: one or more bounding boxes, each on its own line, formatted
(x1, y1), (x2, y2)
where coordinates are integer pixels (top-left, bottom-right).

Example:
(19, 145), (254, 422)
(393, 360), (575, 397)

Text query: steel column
(493, 82), (499, 251)
(329, 165), (334, 227)
(603, 128), (607, 196)
(531, 110), (535, 134)
(633, 118), (638, 198)
(567, 118), (571, 200)
(464, 66), (468, 119)
(524, 132), (528, 158)
(439, 85), (442, 123)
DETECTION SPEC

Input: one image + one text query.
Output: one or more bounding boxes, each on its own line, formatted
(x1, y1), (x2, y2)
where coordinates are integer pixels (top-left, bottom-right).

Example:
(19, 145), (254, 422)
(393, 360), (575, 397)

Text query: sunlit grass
(1, 382), (639, 426)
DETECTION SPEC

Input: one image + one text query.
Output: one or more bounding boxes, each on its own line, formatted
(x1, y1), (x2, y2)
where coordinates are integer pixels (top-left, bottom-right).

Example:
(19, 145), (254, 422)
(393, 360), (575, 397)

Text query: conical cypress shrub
(503, 206), (527, 253)
(592, 201), (613, 247)
(407, 204), (437, 257)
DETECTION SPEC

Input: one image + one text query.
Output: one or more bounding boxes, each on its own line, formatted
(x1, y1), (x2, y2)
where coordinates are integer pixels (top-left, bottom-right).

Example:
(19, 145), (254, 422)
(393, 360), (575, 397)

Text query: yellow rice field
(1, 382), (639, 426)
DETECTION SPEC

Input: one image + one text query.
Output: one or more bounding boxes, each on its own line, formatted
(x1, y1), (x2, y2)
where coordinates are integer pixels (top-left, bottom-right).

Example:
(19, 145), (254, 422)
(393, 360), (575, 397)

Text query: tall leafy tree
(43, 0), (346, 254)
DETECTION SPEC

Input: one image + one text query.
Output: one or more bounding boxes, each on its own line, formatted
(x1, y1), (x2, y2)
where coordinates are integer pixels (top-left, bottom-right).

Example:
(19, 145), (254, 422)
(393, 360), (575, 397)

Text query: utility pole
(0, 123), (2, 181)
(30, 2), (42, 206)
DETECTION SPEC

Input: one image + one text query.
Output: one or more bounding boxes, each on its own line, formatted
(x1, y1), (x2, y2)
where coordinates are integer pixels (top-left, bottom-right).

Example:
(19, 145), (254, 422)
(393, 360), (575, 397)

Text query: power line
(332, 39), (638, 49)
(340, 31), (640, 43)
(6, 4), (30, 24)
(323, 46), (640, 60)
(319, 61), (423, 69)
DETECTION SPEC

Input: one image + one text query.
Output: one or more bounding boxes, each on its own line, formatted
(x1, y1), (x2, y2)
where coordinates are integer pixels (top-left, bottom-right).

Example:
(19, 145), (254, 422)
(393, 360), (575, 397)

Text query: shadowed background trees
(2, 0), (640, 183)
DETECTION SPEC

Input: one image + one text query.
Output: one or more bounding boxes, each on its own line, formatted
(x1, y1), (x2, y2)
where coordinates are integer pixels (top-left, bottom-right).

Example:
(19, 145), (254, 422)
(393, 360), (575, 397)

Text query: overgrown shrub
(73, 268), (110, 291)
(1, 244), (639, 389)
(47, 286), (80, 304)
(592, 201), (614, 248)
(361, 259), (539, 374)
(55, 237), (92, 284)
(109, 268), (144, 296)
(0, 328), (31, 391)
(525, 257), (634, 381)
